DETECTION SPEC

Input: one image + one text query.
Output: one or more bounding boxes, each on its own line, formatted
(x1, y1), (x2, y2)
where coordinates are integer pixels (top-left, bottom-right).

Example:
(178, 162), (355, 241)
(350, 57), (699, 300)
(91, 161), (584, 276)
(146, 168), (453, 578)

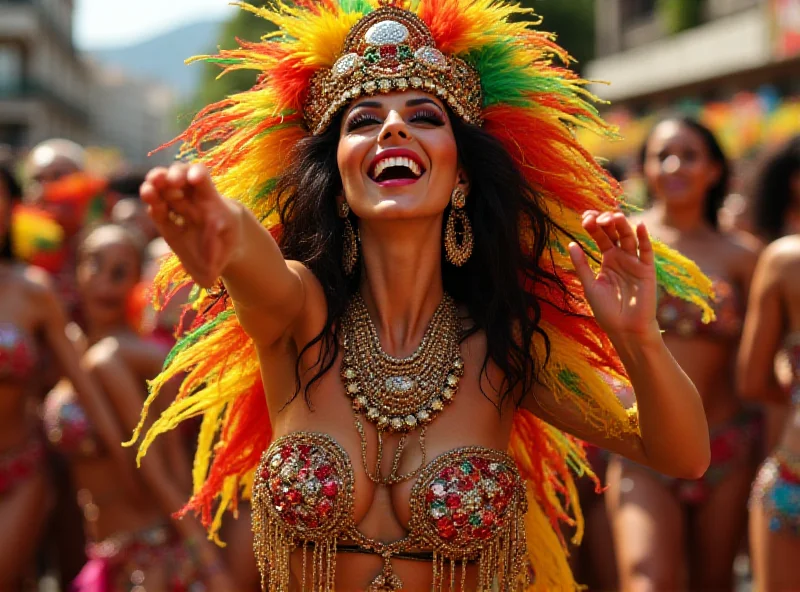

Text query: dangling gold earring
(340, 201), (359, 276)
(445, 187), (473, 266)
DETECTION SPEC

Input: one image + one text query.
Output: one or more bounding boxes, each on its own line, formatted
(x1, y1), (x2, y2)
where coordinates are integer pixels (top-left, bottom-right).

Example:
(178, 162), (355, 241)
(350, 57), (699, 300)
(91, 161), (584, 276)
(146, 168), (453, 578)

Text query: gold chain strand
(341, 292), (464, 434)
(355, 415), (429, 486)
(342, 292), (462, 485)
(302, 542), (308, 592)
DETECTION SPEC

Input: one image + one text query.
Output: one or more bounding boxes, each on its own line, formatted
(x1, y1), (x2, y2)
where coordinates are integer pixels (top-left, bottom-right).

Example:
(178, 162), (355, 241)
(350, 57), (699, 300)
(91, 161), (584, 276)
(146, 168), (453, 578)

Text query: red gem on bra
(421, 455), (518, 547)
(263, 439), (348, 534)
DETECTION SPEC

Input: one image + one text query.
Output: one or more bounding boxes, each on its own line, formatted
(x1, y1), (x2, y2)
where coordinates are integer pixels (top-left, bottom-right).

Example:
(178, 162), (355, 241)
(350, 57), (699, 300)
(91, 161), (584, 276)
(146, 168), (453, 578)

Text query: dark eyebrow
(405, 98), (443, 111)
(348, 97), (444, 114)
(350, 100), (382, 110)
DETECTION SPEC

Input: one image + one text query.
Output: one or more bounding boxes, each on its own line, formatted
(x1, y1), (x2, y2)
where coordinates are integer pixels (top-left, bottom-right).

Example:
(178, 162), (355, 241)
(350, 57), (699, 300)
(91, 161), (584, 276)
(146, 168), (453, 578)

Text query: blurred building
(88, 62), (177, 167)
(0, 0), (91, 147)
(588, 0), (800, 109)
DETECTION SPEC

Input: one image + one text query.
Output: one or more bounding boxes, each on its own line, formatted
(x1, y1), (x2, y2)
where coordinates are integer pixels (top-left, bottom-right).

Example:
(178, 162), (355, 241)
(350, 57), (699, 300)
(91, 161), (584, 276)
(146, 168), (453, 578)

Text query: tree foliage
(523, 0), (596, 69)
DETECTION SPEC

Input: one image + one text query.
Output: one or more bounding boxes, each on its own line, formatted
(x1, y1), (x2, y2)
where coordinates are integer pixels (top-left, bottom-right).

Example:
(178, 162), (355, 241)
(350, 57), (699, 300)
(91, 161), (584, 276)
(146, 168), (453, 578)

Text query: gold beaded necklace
(340, 292), (464, 485)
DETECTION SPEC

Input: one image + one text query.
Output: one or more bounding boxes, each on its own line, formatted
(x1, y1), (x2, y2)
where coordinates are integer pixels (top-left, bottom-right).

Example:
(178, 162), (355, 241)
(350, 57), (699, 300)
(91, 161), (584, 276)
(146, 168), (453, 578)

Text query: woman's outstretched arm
(737, 239), (791, 404)
(140, 164), (306, 346)
(30, 268), (147, 501)
(524, 211), (710, 479)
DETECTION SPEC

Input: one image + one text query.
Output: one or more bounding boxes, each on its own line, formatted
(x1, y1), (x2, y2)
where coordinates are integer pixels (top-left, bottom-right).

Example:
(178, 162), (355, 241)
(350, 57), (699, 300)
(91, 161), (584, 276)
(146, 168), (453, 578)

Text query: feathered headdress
(128, 1), (713, 588)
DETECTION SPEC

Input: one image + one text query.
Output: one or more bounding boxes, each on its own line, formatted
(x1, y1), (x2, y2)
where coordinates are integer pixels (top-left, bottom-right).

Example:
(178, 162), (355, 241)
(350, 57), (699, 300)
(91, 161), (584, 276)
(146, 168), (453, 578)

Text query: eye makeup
(345, 105), (446, 132)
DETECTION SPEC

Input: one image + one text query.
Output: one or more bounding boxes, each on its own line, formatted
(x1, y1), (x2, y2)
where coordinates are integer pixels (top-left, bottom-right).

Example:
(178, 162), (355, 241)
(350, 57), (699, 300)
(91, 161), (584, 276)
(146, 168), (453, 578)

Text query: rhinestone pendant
(385, 375), (416, 393)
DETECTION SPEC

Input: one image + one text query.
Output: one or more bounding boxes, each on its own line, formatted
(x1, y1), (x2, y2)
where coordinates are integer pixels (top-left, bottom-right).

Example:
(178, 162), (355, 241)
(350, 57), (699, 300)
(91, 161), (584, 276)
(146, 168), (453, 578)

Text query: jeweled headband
(304, 6), (482, 134)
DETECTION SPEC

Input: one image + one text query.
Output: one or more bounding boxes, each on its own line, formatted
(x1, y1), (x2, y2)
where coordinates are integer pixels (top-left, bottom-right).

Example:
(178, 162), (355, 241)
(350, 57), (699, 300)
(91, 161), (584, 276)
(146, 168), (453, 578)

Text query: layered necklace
(340, 292), (464, 485)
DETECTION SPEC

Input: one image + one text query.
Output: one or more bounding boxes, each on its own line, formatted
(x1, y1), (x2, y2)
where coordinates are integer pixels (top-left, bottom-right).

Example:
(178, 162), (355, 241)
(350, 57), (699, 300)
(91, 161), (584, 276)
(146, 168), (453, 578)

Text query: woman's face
(77, 228), (140, 326)
(337, 90), (465, 221)
(643, 120), (721, 212)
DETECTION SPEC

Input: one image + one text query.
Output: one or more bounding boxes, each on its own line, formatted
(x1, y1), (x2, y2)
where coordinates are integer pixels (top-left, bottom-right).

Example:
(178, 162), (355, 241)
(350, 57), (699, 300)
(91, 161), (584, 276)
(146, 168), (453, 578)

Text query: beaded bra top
(0, 323), (36, 382)
(252, 432), (529, 591)
(656, 278), (743, 340)
(43, 393), (102, 458)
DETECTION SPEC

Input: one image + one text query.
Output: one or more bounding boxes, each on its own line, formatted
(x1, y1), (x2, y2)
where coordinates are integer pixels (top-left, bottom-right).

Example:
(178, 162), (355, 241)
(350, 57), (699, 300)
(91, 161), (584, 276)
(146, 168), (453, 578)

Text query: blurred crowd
(0, 140), (257, 592)
(0, 119), (798, 591)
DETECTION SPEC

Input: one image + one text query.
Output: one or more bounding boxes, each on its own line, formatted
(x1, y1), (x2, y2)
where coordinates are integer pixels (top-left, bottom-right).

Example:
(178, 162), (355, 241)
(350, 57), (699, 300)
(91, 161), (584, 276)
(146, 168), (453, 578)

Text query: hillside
(90, 20), (222, 97)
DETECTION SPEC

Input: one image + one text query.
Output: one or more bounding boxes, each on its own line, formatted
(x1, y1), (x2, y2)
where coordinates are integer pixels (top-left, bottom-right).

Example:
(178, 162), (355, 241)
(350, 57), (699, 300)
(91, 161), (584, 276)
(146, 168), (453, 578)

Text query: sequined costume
(69, 523), (204, 592)
(254, 433), (528, 590)
(750, 334), (800, 536)
(0, 323), (37, 382)
(127, 1), (715, 589)
(617, 409), (761, 505)
(0, 323), (46, 495)
(656, 277), (743, 340)
(0, 435), (46, 496)
(43, 393), (204, 592)
(615, 277), (755, 503)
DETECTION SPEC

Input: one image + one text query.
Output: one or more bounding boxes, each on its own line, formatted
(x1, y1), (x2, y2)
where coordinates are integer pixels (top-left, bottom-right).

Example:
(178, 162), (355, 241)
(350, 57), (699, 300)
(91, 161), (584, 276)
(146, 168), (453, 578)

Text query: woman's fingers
(144, 167), (169, 191)
(582, 211), (615, 252)
(165, 163), (190, 189)
(140, 181), (169, 226)
(569, 242), (596, 289)
(597, 212), (620, 245)
(614, 213), (639, 255)
(186, 164), (216, 198)
(636, 222), (655, 266)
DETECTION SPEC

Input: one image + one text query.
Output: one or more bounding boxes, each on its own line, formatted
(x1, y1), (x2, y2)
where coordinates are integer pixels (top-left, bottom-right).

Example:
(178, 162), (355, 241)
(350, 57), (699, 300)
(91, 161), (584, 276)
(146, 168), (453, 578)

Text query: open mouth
(369, 152), (426, 184)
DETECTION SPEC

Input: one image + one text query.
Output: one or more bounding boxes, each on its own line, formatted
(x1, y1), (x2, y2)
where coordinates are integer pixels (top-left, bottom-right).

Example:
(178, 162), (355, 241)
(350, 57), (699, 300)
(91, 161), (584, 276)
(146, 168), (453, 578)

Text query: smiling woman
(129, 1), (715, 590)
(605, 117), (761, 592)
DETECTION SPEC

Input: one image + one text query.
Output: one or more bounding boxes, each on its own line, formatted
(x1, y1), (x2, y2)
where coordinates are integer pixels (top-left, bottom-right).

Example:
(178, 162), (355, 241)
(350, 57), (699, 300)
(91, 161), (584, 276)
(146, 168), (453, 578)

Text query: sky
(74, 0), (236, 50)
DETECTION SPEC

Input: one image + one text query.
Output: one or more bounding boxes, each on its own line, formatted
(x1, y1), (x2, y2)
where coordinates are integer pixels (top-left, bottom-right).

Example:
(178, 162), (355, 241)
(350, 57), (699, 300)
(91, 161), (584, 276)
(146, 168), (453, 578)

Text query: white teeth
(372, 155), (423, 178)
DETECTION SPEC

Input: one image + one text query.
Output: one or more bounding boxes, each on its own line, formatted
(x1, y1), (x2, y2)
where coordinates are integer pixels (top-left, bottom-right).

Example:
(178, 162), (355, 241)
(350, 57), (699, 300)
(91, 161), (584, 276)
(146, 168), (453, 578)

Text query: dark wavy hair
(272, 112), (571, 409)
(639, 116), (730, 229)
(751, 135), (800, 242)
(0, 164), (22, 262)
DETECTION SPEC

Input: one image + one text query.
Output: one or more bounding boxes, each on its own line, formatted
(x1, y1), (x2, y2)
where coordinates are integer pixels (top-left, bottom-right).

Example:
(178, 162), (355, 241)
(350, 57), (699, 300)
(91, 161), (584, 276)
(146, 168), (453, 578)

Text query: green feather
(467, 41), (582, 108)
(164, 311), (235, 369)
(338, 0), (373, 14)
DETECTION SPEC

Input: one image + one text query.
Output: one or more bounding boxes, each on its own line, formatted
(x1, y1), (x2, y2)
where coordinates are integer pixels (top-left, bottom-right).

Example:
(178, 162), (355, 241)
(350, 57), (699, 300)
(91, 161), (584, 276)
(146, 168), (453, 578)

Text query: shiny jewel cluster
(340, 293), (464, 434)
(262, 442), (344, 532)
(422, 455), (518, 545)
(304, 6), (482, 134)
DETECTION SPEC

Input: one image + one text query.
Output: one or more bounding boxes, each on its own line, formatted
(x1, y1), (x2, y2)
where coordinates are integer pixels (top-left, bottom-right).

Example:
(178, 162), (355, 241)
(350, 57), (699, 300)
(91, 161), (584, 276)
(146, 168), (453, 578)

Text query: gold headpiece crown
(304, 6), (483, 134)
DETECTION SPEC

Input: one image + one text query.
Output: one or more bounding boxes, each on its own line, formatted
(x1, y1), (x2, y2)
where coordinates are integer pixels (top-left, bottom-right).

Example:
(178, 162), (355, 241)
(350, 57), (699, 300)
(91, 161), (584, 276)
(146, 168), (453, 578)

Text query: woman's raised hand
(568, 211), (660, 342)
(140, 164), (242, 288)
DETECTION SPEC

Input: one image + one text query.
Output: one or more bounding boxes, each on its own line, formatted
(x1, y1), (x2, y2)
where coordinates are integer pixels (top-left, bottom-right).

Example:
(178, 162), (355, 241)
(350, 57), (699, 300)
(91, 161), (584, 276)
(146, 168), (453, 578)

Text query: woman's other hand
(140, 164), (242, 288)
(568, 210), (659, 343)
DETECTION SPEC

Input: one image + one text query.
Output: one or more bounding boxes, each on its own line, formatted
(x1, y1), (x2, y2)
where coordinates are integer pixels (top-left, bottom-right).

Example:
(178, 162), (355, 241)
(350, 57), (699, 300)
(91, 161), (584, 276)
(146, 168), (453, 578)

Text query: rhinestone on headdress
(304, 6), (482, 134)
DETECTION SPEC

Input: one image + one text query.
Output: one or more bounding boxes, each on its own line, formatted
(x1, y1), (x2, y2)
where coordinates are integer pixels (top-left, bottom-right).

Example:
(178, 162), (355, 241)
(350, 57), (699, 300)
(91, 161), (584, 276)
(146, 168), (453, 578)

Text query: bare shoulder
(718, 231), (760, 279)
(286, 260), (326, 315)
(722, 231), (761, 257)
(284, 260), (328, 346)
(761, 235), (800, 270)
